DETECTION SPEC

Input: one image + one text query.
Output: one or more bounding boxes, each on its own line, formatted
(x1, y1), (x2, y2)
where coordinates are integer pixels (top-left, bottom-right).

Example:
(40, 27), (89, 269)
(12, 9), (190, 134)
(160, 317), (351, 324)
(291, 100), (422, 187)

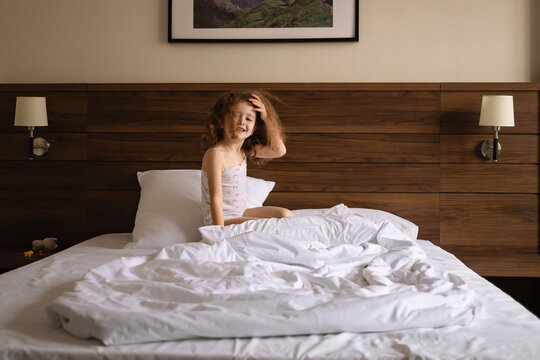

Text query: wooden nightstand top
(0, 250), (57, 274)
(457, 254), (540, 278)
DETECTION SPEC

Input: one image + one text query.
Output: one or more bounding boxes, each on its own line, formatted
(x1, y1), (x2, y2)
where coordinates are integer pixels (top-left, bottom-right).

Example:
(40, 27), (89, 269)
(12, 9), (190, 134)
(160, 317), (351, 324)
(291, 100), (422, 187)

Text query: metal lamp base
(480, 139), (501, 160)
(33, 137), (50, 156)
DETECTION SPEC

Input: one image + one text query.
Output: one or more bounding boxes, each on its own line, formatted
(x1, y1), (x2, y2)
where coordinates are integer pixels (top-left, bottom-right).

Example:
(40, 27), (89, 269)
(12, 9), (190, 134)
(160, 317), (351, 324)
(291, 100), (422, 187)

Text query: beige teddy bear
(32, 237), (58, 251)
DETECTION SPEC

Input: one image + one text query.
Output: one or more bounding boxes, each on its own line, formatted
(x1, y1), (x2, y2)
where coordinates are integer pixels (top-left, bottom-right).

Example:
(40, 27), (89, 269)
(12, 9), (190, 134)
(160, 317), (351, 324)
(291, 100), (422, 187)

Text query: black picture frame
(168, 0), (359, 43)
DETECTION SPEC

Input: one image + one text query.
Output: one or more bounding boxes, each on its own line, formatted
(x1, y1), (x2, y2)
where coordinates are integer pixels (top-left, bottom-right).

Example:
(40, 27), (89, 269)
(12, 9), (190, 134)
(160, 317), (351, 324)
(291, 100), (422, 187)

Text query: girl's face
(223, 101), (256, 141)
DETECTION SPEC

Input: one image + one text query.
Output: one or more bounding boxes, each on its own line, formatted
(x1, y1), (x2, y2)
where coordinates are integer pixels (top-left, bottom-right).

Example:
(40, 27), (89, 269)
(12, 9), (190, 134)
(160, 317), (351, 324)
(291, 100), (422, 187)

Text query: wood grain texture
(272, 90), (440, 134)
(0, 91), (87, 133)
(0, 133), (87, 161)
(0, 189), (86, 250)
(441, 164), (539, 193)
(0, 161), (85, 189)
(86, 162), (201, 190)
(441, 83), (540, 91)
(88, 91), (216, 133)
(248, 163), (439, 192)
(84, 162), (439, 193)
(87, 83), (442, 92)
(87, 133), (439, 163)
(441, 91), (538, 134)
(440, 194), (538, 254)
(83, 190), (439, 243)
(86, 190), (139, 238)
(282, 134), (439, 162)
(0, 84), (87, 92)
(456, 254), (540, 277)
(87, 90), (440, 134)
(87, 133), (203, 161)
(440, 134), (538, 163)
(0, 83), (537, 275)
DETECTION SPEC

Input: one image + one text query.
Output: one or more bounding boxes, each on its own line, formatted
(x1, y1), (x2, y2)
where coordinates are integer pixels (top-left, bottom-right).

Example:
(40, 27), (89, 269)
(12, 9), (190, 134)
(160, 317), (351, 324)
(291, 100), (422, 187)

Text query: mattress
(1, 232), (539, 359)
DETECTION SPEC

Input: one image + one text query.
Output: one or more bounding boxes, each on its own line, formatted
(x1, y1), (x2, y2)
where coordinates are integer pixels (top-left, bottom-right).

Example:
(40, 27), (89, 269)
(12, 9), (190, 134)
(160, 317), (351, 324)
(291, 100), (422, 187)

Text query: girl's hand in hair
(250, 94), (267, 122)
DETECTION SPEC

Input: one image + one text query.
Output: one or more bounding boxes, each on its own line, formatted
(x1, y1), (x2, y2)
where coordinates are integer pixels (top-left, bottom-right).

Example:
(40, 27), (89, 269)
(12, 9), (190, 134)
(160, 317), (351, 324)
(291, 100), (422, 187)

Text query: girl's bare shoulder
(202, 148), (224, 173)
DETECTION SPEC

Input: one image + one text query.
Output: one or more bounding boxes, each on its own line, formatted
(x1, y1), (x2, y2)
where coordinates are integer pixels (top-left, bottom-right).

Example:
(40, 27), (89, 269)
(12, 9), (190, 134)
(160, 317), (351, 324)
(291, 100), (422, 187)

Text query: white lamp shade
(14, 97), (48, 127)
(478, 95), (514, 127)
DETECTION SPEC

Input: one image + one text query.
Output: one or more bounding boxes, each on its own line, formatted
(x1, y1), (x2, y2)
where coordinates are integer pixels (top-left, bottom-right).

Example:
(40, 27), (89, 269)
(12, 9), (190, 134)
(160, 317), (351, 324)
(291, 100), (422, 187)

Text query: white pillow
(349, 208), (418, 240)
(292, 206), (419, 240)
(129, 169), (275, 249)
(245, 175), (275, 208)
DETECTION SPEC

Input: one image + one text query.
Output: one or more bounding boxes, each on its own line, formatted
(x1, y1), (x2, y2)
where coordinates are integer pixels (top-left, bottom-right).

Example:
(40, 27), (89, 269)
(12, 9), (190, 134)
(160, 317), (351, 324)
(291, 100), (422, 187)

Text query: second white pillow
(129, 169), (275, 249)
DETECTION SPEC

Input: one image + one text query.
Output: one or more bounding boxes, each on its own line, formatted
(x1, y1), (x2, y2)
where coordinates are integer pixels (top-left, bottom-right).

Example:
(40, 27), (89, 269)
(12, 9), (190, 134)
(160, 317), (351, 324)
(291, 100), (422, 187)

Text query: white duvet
(46, 205), (479, 346)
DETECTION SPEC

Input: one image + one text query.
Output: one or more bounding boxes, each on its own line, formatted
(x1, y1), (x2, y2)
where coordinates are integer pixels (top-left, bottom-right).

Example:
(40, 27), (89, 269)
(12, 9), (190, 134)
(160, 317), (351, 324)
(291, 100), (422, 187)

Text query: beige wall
(0, 0), (537, 83)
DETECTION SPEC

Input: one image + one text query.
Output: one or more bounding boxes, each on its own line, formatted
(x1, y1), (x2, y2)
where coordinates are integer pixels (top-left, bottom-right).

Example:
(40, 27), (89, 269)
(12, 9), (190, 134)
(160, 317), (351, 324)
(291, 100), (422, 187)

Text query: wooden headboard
(1, 83), (538, 273)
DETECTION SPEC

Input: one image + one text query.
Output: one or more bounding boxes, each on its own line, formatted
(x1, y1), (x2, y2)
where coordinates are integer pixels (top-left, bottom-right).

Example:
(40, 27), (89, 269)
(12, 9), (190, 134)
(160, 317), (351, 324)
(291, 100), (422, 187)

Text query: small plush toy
(32, 237), (58, 251)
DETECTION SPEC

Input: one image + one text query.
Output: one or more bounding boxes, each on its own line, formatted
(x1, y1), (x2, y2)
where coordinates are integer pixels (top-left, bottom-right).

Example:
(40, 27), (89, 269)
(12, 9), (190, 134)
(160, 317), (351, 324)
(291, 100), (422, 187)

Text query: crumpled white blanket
(46, 206), (479, 345)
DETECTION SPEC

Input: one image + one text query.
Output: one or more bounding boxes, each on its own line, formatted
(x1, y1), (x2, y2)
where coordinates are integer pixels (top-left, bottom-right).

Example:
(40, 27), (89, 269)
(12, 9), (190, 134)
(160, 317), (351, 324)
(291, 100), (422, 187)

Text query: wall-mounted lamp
(478, 95), (514, 162)
(14, 97), (50, 160)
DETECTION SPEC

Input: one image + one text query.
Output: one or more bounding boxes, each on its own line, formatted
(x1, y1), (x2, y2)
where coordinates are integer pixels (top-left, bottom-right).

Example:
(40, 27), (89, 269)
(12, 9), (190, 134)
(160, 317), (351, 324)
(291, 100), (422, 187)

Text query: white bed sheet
(1, 233), (539, 360)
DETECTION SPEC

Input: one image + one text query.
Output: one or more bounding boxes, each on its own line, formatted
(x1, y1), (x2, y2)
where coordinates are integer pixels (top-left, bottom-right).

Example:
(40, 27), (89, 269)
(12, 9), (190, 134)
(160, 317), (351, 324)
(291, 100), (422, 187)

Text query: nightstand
(0, 249), (57, 274)
(456, 254), (540, 318)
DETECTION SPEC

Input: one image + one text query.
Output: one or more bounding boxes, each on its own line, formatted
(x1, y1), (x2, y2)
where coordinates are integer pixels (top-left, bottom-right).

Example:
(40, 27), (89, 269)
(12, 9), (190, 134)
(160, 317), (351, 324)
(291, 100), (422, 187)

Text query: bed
(1, 169), (539, 359)
(2, 227), (539, 359)
(0, 82), (539, 359)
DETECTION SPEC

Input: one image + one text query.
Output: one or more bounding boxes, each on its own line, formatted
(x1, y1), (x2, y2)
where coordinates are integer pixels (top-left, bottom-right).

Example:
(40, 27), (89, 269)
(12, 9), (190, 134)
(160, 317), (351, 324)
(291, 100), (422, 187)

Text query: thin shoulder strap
(209, 148), (227, 170)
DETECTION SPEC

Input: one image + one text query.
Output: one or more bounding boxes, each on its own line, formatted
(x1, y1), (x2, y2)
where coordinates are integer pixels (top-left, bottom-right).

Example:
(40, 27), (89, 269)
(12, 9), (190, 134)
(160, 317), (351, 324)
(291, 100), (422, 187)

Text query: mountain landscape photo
(193, 0), (333, 29)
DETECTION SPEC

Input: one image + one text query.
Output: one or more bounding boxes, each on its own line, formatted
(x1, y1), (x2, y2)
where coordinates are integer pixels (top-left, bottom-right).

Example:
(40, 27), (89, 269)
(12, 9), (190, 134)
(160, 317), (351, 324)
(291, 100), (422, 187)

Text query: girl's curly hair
(201, 90), (286, 164)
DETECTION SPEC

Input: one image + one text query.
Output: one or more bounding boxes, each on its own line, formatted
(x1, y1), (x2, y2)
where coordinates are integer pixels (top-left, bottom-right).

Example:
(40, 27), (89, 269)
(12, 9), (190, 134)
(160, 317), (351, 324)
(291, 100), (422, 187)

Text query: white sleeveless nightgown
(201, 151), (247, 225)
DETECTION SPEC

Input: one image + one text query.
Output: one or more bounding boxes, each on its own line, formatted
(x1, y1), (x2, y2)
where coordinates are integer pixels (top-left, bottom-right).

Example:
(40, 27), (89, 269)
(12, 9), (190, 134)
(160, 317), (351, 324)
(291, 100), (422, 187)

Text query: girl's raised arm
(250, 94), (286, 159)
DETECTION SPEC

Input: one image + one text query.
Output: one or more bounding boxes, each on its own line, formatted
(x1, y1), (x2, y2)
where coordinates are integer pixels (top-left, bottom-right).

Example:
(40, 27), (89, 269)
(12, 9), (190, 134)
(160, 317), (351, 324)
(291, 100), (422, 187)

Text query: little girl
(201, 90), (293, 226)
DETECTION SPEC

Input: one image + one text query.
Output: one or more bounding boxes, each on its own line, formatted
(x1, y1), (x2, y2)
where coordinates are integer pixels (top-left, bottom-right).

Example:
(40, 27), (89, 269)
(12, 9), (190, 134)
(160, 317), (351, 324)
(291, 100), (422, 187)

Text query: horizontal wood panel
(83, 190), (439, 243)
(0, 161), (85, 189)
(8, 82), (534, 92)
(0, 83), (538, 276)
(86, 162), (201, 190)
(440, 134), (538, 163)
(87, 133), (203, 161)
(0, 190), (86, 250)
(0, 190), (86, 223)
(88, 91), (217, 133)
(283, 134), (439, 162)
(87, 83), (442, 92)
(457, 254), (540, 277)
(0, 91), (87, 133)
(440, 194), (538, 254)
(249, 163), (440, 192)
(0, 133), (87, 161)
(441, 83), (540, 91)
(88, 90), (440, 134)
(441, 164), (539, 193)
(266, 192), (439, 242)
(86, 190), (139, 238)
(84, 161), (439, 193)
(441, 91), (538, 134)
(87, 133), (438, 163)
(0, 84), (87, 92)
(273, 90), (440, 134)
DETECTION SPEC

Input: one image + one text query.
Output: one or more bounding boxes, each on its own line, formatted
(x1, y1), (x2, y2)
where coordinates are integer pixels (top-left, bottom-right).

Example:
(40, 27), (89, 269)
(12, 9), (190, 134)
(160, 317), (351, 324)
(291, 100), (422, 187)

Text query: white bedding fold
(46, 206), (479, 345)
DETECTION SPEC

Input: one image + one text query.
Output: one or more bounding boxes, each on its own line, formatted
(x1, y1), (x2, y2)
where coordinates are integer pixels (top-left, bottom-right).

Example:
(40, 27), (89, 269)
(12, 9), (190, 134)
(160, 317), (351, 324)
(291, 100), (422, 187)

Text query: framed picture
(168, 0), (358, 43)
